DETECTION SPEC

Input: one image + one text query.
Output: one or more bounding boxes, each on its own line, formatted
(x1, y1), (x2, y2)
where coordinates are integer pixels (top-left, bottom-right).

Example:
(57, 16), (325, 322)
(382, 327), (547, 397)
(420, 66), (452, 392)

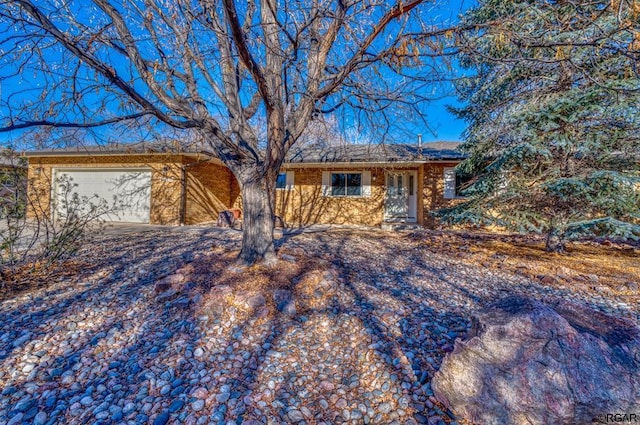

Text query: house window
(444, 168), (471, 199)
(276, 172), (287, 189)
(275, 171), (294, 190)
(331, 173), (362, 196)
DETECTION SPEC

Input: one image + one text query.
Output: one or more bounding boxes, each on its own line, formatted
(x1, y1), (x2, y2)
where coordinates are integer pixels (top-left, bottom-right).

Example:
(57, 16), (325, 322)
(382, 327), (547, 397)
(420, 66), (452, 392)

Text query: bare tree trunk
(238, 179), (277, 265)
(545, 228), (566, 253)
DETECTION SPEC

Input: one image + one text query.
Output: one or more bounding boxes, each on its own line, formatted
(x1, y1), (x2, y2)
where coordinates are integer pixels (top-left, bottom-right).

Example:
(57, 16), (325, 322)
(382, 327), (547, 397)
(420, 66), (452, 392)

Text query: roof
(0, 154), (26, 168)
(23, 141), (466, 163)
(286, 142), (465, 163)
(23, 141), (198, 157)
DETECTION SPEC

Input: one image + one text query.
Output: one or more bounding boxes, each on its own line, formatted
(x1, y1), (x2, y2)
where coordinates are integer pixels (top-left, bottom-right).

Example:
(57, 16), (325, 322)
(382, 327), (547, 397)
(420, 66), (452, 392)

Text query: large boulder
(432, 296), (640, 425)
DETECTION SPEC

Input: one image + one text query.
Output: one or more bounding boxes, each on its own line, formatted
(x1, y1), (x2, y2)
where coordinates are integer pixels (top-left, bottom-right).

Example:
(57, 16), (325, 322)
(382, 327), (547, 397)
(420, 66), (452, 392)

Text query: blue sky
(421, 0), (474, 142)
(421, 98), (466, 142)
(0, 0), (475, 149)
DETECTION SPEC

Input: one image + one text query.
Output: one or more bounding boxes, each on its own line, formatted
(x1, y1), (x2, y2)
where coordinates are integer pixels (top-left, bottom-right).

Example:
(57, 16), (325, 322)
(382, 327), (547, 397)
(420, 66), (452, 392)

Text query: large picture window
(331, 173), (362, 196)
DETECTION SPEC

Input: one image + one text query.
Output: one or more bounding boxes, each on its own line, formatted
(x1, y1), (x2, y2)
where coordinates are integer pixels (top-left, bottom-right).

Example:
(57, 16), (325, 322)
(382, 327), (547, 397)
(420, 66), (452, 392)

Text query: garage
(54, 169), (152, 223)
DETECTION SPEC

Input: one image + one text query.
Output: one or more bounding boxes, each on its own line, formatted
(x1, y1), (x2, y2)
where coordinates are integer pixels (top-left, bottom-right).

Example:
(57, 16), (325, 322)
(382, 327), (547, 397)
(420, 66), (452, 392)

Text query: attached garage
(54, 168), (152, 223)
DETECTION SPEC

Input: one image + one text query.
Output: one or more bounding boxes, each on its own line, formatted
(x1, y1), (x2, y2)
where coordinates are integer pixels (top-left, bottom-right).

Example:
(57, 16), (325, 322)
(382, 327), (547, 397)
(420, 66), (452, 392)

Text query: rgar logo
(595, 414), (640, 423)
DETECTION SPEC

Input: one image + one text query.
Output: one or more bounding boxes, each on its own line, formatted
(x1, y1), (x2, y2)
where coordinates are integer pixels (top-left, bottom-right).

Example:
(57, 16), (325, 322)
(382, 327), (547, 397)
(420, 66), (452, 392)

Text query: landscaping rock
(432, 296), (640, 425)
(274, 289), (296, 315)
(202, 285), (233, 317)
(232, 291), (266, 313)
(153, 411), (170, 425)
(154, 272), (187, 293)
(1, 228), (638, 425)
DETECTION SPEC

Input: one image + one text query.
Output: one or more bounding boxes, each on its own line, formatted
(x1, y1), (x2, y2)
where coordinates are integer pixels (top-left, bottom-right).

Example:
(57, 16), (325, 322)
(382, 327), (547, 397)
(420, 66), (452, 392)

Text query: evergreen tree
(441, 0), (640, 251)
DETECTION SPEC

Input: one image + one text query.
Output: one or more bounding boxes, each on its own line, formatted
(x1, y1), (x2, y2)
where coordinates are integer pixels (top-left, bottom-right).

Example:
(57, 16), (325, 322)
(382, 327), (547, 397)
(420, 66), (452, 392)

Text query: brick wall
(276, 167), (385, 227)
(275, 163), (462, 228)
(26, 155), (463, 228)
(421, 162), (462, 227)
(183, 161), (238, 225)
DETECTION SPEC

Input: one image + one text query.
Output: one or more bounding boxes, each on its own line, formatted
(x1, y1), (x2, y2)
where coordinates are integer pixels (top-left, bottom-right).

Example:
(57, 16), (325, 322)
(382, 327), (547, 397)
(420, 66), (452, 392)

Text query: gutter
(281, 159), (464, 168)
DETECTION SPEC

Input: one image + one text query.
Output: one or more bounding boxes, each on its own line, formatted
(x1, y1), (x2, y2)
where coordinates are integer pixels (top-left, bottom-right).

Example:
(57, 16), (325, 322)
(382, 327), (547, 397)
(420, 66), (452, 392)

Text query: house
(23, 141), (467, 227)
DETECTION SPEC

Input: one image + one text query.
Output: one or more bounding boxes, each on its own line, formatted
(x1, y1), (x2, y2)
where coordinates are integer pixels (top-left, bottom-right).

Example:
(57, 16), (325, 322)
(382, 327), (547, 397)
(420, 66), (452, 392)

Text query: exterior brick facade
(422, 162), (462, 227)
(183, 160), (239, 225)
(26, 154), (462, 228)
(27, 154), (185, 225)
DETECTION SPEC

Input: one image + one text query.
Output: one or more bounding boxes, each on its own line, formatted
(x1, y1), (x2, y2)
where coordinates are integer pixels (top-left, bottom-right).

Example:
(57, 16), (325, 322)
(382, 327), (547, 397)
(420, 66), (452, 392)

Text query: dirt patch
(409, 230), (640, 298)
(0, 260), (89, 301)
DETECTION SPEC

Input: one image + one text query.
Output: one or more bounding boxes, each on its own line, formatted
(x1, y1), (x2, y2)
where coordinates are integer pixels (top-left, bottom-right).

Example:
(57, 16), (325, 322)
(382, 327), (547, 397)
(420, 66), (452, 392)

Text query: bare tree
(0, 0), (449, 264)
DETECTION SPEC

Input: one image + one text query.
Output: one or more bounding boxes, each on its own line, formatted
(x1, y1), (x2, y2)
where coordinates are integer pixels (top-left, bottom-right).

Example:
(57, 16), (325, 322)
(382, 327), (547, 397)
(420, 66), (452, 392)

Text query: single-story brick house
(24, 142), (466, 227)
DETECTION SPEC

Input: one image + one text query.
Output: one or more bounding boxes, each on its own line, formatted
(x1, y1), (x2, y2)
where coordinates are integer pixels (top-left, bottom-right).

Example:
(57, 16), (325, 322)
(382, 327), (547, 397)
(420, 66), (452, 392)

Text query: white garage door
(55, 169), (152, 223)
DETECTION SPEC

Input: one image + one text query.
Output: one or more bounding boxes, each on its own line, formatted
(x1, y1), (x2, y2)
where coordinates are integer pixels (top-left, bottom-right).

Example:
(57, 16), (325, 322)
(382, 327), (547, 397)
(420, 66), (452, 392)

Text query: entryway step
(381, 222), (423, 231)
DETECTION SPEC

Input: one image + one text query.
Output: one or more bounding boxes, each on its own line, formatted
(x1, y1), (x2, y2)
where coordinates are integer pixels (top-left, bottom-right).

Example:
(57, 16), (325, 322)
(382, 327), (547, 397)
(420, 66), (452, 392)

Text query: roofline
(23, 151), (464, 166)
(283, 159), (463, 168)
(24, 151), (226, 167)
(23, 151), (200, 158)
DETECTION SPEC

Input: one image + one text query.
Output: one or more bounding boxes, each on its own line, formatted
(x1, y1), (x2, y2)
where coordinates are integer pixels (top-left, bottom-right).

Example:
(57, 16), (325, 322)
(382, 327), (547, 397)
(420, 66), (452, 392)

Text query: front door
(385, 171), (418, 222)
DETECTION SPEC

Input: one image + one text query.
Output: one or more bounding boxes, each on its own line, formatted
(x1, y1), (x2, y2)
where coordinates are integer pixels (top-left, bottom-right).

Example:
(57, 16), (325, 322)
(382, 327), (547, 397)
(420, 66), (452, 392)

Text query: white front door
(385, 171), (418, 222)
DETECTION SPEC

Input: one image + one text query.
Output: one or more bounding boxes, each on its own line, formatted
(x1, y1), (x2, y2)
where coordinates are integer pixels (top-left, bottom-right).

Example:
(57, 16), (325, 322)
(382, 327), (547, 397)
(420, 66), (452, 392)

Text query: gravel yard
(0, 227), (638, 425)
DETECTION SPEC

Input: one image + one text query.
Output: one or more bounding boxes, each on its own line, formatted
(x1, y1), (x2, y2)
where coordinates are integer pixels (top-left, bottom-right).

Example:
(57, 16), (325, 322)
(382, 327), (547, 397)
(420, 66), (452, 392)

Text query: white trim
(444, 167), (457, 199)
(323, 171), (367, 198)
(276, 171), (295, 190)
(362, 170), (371, 197)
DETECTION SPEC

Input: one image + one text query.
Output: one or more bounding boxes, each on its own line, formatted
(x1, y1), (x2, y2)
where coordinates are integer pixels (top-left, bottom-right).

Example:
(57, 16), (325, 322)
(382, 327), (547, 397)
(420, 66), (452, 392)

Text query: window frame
(275, 171), (294, 190)
(330, 172), (363, 197)
(275, 172), (287, 190)
(444, 167), (469, 199)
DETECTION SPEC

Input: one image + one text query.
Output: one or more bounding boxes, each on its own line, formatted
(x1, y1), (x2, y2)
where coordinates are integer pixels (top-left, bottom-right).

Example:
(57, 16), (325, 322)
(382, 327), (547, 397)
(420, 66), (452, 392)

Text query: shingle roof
(23, 141), (197, 157)
(286, 142), (465, 163)
(24, 141), (466, 163)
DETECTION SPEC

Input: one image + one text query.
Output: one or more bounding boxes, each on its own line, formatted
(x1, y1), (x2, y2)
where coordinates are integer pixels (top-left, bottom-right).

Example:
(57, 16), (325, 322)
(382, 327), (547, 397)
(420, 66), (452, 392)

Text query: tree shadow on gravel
(1, 228), (636, 425)
(0, 230), (237, 396)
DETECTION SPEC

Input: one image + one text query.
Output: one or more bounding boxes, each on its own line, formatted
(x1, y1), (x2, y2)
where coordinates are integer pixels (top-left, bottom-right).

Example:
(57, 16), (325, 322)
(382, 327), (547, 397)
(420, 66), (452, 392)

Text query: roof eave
(23, 151), (201, 158)
(283, 158), (464, 167)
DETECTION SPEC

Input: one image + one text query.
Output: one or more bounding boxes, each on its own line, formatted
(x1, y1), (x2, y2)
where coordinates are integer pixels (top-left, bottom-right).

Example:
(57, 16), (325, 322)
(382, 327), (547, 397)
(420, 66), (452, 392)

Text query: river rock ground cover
(0, 227), (638, 425)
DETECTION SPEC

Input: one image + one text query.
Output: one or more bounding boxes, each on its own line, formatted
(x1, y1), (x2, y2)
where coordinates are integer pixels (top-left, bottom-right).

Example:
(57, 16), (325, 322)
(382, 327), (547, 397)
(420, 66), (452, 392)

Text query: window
(322, 170), (371, 197)
(331, 173), (362, 196)
(276, 173), (287, 189)
(276, 171), (294, 190)
(444, 168), (471, 199)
